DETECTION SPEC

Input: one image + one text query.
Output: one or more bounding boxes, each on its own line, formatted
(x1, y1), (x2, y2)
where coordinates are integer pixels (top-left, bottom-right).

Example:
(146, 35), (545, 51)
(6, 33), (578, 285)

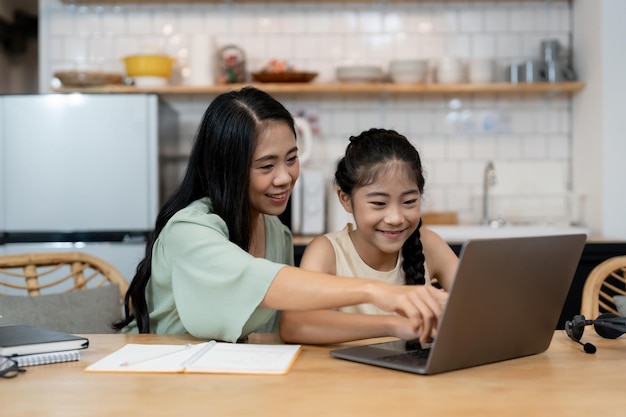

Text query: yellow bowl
(122, 55), (175, 78)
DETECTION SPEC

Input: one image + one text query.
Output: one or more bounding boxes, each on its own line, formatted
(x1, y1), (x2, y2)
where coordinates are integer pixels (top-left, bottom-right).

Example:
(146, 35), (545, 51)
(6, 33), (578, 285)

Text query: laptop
(330, 233), (586, 375)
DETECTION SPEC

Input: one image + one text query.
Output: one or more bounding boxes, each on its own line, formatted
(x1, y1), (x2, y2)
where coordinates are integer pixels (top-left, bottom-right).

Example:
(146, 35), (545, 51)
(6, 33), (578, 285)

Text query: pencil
(180, 340), (217, 367)
(119, 343), (193, 367)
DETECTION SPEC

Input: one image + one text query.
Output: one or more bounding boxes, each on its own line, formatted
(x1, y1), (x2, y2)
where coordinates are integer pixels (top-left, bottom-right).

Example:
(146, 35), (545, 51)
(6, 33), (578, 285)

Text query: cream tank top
(325, 224), (431, 315)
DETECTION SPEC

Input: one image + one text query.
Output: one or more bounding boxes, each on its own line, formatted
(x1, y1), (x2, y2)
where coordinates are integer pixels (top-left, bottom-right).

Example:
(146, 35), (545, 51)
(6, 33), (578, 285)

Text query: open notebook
(85, 341), (301, 375)
(330, 234), (587, 375)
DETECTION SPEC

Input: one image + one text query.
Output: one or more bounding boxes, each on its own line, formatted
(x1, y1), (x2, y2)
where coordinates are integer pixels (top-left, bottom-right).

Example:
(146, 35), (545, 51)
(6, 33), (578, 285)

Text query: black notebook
(0, 325), (89, 357)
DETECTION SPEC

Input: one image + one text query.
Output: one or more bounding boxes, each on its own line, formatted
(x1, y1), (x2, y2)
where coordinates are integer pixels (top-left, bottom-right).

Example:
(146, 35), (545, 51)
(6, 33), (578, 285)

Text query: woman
(115, 87), (448, 343)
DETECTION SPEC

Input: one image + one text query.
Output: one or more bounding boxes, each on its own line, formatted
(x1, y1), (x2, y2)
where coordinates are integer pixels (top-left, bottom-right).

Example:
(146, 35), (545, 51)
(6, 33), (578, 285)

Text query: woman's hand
(265, 266), (448, 343)
(369, 283), (448, 342)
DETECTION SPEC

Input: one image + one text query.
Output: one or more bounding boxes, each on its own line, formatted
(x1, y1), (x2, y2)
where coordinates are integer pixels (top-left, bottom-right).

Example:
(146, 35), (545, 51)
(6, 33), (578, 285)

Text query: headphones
(565, 313), (626, 354)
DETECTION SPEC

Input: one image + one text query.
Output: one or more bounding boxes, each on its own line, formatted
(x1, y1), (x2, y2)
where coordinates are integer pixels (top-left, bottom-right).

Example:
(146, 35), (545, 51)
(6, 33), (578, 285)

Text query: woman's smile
(266, 190), (290, 205)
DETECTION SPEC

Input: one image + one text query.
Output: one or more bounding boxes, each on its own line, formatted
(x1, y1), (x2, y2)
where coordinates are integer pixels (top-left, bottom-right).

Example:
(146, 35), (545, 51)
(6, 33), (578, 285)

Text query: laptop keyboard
(379, 348), (431, 366)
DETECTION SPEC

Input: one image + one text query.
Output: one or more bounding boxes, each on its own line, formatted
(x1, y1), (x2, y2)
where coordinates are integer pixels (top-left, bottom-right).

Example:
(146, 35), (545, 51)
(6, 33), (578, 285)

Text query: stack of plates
(336, 65), (383, 83)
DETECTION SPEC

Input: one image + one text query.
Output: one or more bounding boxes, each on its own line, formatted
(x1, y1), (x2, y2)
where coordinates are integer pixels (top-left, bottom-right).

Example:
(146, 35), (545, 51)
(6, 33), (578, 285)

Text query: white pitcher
(293, 117), (313, 166)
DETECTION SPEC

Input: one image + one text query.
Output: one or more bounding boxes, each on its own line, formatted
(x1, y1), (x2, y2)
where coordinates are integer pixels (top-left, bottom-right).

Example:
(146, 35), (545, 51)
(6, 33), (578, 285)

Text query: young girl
(115, 88), (448, 343)
(280, 128), (459, 344)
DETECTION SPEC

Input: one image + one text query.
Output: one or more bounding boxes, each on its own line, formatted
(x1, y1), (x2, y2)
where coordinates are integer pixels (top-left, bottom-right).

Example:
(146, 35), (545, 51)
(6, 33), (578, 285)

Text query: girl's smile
(377, 228), (409, 240)
(341, 161), (422, 270)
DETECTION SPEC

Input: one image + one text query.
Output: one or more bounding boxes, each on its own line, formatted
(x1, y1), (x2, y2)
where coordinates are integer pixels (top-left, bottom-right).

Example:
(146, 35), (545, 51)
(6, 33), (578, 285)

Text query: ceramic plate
(54, 71), (124, 87)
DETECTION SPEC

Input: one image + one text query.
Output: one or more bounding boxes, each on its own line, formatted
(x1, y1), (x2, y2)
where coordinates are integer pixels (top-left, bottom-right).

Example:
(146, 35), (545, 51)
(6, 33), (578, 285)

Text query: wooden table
(3, 332), (625, 417)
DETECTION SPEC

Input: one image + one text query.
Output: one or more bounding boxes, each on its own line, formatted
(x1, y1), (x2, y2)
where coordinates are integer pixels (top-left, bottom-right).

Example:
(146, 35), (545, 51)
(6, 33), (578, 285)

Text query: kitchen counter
(426, 224), (589, 243)
(292, 226), (626, 329)
(294, 224), (594, 246)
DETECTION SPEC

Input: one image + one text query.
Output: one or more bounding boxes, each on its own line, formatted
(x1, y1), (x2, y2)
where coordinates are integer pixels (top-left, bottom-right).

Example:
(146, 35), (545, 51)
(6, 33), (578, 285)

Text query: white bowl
(436, 57), (465, 83)
(133, 76), (168, 87)
(389, 59), (428, 73)
(390, 71), (427, 83)
(389, 59), (428, 83)
(336, 65), (383, 83)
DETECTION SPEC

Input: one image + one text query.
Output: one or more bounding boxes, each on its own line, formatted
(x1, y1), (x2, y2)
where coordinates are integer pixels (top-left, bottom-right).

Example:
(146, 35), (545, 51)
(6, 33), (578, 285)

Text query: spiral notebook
(14, 350), (81, 367)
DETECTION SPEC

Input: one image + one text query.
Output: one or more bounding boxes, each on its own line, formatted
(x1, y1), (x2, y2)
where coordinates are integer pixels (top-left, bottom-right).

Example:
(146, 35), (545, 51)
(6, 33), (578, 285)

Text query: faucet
(481, 161), (505, 227)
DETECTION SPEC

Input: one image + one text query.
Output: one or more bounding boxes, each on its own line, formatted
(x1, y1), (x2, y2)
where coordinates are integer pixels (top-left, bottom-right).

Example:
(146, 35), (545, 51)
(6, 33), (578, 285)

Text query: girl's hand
(388, 315), (426, 341)
(370, 284), (448, 342)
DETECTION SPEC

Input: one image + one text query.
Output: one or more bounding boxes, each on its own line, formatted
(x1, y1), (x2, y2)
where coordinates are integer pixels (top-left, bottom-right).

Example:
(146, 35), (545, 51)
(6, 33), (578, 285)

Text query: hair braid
(401, 219), (426, 285)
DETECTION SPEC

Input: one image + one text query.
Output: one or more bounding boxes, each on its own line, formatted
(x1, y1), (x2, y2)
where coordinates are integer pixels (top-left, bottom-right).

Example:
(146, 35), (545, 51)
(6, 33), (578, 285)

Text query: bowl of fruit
(252, 60), (317, 83)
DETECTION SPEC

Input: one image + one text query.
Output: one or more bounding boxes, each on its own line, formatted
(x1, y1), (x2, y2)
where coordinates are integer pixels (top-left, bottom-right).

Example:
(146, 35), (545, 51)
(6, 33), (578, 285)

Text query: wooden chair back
(0, 252), (129, 298)
(581, 256), (626, 318)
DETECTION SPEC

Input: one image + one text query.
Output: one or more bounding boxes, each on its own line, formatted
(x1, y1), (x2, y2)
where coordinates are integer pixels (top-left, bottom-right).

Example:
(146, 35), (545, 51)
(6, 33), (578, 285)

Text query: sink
(427, 224), (589, 242)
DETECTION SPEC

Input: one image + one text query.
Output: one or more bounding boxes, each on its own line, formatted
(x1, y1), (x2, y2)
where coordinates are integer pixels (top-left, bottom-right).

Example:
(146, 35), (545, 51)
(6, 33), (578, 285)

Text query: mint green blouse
(124, 198), (293, 342)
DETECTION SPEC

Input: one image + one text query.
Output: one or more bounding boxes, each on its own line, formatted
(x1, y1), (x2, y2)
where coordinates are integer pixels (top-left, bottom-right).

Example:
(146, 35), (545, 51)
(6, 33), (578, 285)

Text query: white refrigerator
(0, 94), (178, 288)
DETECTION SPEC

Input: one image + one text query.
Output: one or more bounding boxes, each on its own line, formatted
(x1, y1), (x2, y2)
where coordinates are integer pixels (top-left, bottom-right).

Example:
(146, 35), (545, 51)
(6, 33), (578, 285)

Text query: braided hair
(335, 128), (426, 285)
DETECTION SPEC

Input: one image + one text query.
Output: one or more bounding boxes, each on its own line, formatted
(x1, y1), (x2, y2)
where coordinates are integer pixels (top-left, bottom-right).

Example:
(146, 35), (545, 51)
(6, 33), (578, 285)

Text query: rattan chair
(0, 252), (130, 333)
(581, 256), (626, 318)
(0, 252), (128, 298)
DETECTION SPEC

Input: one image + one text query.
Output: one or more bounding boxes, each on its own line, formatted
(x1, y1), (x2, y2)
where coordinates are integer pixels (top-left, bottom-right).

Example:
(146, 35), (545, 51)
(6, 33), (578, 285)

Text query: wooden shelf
(53, 81), (585, 96)
(62, 0), (560, 4)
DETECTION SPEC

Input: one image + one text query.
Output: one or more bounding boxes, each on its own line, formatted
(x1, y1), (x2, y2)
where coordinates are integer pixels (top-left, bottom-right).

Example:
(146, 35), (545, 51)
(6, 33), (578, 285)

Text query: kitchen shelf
(52, 81), (585, 96)
(62, 0), (563, 4)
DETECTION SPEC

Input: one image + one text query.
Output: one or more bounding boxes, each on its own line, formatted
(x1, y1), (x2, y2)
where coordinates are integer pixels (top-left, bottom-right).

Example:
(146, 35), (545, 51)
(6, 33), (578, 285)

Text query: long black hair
(334, 128), (427, 285)
(114, 87), (295, 333)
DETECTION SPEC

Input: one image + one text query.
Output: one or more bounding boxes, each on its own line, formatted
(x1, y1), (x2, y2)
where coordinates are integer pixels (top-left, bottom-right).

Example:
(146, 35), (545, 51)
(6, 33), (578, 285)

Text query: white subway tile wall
(40, 0), (574, 227)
